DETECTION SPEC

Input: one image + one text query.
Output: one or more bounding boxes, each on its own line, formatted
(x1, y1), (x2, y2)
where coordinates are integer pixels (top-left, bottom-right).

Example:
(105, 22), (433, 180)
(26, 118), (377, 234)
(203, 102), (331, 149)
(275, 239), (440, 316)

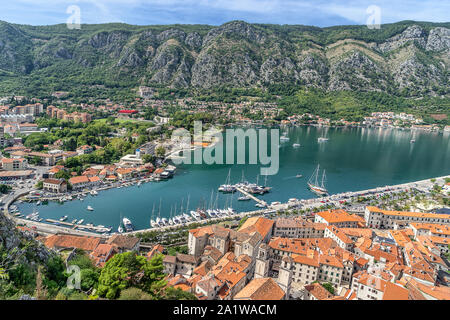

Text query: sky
(0, 0), (448, 27)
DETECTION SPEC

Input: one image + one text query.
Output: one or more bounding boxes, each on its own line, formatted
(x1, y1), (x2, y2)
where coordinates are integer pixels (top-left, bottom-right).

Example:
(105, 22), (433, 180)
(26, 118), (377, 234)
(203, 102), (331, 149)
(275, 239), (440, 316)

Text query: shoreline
(8, 174), (447, 238)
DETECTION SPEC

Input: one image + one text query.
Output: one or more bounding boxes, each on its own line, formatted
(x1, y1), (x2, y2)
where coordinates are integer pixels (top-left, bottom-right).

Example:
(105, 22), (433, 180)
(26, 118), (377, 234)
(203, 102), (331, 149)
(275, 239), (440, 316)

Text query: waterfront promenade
(129, 174), (450, 236)
(4, 174), (449, 238)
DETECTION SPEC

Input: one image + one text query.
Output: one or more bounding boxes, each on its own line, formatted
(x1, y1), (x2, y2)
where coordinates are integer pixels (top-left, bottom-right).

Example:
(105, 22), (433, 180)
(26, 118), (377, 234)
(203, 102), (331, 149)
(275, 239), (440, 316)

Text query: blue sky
(0, 0), (448, 27)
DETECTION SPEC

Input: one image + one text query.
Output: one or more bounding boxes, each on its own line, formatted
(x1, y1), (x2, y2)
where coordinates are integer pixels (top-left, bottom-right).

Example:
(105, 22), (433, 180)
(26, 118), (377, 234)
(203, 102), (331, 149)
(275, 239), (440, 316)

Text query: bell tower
(255, 243), (270, 279)
(277, 256), (293, 298)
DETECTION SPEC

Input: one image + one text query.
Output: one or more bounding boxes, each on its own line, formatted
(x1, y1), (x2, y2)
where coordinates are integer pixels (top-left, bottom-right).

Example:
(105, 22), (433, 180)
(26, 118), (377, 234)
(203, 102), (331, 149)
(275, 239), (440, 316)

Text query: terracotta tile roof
(238, 217), (274, 239)
(405, 278), (450, 300)
(147, 244), (164, 259)
(382, 281), (410, 300)
(88, 176), (100, 183)
(176, 253), (198, 264)
(326, 226), (353, 244)
(409, 223), (450, 236)
(193, 261), (212, 276)
(292, 253), (320, 267)
(304, 282), (334, 300)
(69, 175), (90, 185)
(235, 278), (285, 300)
(43, 234), (101, 252)
(106, 234), (140, 250)
(43, 178), (65, 185)
(340, 227), (373, 239)
(319, 254), (344, 269)
(366, 206), (450, 220)
(316, 209), (361, 224)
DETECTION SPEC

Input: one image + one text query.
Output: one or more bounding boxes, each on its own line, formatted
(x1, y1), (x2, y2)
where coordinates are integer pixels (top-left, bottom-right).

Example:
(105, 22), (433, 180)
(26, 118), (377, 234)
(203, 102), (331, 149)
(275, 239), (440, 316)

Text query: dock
(45, 219), (111, 233)
(235, 186), (268, 207)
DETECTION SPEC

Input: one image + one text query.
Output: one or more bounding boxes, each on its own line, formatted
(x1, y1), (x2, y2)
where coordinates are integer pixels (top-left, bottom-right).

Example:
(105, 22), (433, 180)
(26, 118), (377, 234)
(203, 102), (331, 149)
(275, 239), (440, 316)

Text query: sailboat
(150, 204), (157, 228)
(307, 164), (328, 196)
(218, 169), (236, 193)
(118, 213), (124, 233)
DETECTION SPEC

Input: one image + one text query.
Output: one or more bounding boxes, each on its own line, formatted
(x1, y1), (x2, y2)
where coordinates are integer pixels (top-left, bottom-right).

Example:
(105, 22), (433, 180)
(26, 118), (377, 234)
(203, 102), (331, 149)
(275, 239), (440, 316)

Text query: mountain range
(0, 20), (448, 98)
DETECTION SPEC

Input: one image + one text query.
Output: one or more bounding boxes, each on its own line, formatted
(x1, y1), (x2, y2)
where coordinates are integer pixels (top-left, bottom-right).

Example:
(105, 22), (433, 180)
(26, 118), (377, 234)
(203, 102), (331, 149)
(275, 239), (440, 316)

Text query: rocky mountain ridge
(0, 20), (448, 97)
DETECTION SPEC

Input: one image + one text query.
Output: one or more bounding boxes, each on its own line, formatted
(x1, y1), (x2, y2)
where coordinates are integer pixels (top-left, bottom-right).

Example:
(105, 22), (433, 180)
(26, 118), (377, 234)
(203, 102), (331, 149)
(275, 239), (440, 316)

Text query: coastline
(8, 174), (448, 238)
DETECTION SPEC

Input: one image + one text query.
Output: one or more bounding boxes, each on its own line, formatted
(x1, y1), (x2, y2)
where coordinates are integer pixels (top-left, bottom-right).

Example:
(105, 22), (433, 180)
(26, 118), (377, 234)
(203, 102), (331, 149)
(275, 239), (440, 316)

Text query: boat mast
(208, 190), (214, 210)
(214, 192), (219, 210)
(321, 170), (326, 189)
(158, 198), (162, 218)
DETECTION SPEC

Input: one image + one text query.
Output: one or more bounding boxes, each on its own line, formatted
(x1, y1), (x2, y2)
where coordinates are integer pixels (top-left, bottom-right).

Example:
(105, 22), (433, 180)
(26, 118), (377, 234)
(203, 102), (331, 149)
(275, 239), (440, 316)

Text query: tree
(163, 287), (197, 300)
(142, 154), (154, 164)
(118, 287), (152, 300)
(97, 252), (166, 300)
(155, 146), (166, 158)
(321, 282), (335, 295)
(0, 184), (12, 194)
(238, 216), (248, 229)
(0, 267), (8, 280)
(35, 180), (43, 190)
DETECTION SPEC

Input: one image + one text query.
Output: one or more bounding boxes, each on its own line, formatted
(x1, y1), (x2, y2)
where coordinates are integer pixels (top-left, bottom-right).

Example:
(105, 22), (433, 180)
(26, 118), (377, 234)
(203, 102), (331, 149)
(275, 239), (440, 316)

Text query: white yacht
(87, 206), (94, 211)
(123, 217), (134, 232)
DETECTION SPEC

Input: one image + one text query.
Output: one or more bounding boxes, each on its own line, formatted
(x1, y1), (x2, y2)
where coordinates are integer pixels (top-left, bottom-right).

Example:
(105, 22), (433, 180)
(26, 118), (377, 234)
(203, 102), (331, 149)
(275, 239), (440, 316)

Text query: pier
(5, 174), (449, 239)
(45, 219), (111, 233)
(235, 186), (268, 207)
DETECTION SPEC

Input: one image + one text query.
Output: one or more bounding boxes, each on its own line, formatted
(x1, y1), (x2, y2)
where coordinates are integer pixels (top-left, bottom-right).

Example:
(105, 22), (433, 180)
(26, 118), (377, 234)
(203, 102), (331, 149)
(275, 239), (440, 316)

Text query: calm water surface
(17, 126), (450, 231)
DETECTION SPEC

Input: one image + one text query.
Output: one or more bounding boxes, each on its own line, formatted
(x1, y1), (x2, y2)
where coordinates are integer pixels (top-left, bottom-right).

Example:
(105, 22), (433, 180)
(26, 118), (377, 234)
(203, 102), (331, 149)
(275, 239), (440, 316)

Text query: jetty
(235, 186), (268, 207)
(45, 219), (111, 233)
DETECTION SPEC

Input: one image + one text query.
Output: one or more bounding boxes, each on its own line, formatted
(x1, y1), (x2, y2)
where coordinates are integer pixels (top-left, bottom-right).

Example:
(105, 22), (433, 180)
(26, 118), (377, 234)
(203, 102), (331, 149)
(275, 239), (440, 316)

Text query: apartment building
(364, 206), (450, 229)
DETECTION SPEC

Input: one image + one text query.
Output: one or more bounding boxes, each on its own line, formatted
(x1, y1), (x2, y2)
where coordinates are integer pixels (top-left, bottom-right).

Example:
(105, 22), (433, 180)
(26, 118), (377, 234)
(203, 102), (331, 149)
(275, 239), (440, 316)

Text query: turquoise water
(17, 126), (450, 231)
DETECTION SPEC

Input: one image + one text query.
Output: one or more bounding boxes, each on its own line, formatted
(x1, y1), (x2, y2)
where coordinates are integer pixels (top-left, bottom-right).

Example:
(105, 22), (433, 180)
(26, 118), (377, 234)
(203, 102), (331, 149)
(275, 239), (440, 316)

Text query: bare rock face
(328, 51), (386, 92)
(0, 212), (53, 268)
(185, 32), (203, 50)
(260, 57), (299, 84)
(378, 25), (427, 53)
(117, 47), (144, 67)
(191, 48), (259, 88)
(88, 31), (131, 58)
(203, 20), (266, 46)
(426, 27), (450, 51)
(157, 29), (186, 43)
(391, 56), (443, 90)
(0, 20), (448, 96)
(298, 55), (328, 88)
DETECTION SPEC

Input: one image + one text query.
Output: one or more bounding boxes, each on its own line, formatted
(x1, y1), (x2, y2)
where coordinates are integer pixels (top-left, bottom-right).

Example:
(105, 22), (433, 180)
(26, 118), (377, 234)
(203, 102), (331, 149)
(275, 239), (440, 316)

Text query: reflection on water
(17, 126), (450, 231)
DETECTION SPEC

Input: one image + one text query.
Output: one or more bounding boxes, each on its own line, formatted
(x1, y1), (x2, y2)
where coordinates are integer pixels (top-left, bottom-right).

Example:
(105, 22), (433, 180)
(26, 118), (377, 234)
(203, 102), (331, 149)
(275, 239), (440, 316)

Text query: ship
(318, 137), (329, 142)
(87, 206), (94, 211)
(307, 164), (328, 196)
(123, 217), (134, 232)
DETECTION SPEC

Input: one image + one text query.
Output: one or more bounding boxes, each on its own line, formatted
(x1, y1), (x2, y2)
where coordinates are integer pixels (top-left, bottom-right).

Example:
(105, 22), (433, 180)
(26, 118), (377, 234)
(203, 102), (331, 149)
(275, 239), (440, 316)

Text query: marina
(12, 125), (450, 233)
